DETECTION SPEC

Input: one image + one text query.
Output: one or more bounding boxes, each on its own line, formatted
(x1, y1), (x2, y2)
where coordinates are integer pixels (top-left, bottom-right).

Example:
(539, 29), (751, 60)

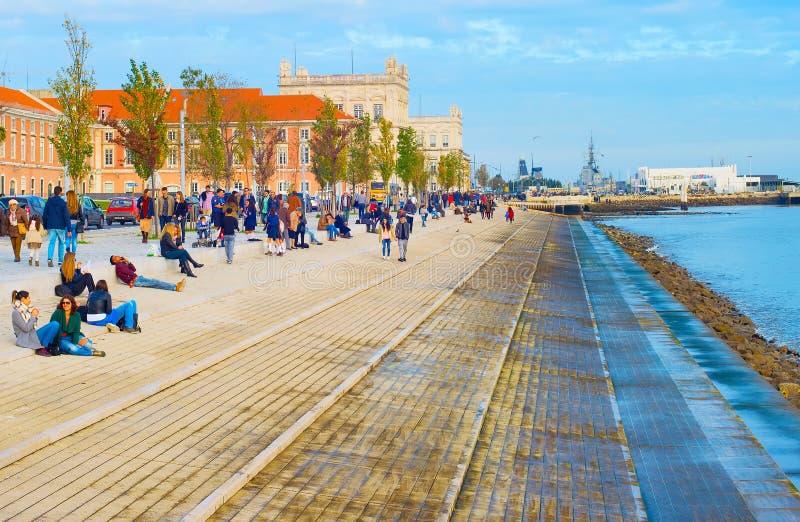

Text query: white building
(637, 165), (760, 194)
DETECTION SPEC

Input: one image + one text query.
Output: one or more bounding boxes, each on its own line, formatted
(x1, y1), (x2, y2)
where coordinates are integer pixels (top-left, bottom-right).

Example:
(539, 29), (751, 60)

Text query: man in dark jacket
(42, 186), (70, 267)
(110, 255), (184, 292)
(395, 212), (411, 262)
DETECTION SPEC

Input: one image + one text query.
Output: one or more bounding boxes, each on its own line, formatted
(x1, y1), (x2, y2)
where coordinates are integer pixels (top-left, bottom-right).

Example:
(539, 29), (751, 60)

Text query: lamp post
(179, 97), (187, 195)
(300, 132), (307, 214)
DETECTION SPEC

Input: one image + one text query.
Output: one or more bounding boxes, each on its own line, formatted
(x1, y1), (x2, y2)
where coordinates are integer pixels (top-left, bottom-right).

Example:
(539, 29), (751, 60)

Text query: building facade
(636, 165), (764, 194)
(278, 56), (465, 190)
(0, 87), (62, 197)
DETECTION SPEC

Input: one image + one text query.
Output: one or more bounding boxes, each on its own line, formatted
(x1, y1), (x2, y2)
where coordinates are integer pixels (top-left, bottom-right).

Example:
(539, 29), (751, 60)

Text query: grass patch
(96, 200), (111, 211)
(78, 240), (90, 244)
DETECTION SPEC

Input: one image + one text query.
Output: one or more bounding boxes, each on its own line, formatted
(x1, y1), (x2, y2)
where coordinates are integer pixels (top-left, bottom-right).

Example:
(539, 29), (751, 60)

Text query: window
(301, 144), (309, 165)
(104, 131), (114, 142)
(429, 135), (436, 148)
(335, 103), (344, 111)
(278, 128), (287, 142)
(11, 134), (16, 159)
(21, 177), (26, 193)
(442, 135), (449, 148)
(234, 181), (243, 190)
(10, 117), (16, 131)
(40, 179), (44, 195)
(126, 149), (134, 165)
(48, 142), (54, 163)
(9, 180), (16, 195)
(20, 136), (25, 161)
(31, 136), (35, 161)
(416, 134), (423, 146)
(233, 151), (243, 166)
(30, 177), (35, 195)
(353, 104), (364, 118)
(278, 180), (290, 193)
(168, 148), (178, 167)
(168, 130), (177, 141)
(100, 108), (107, 120)
(38, 121), (43, 135)
(300, 128), (310, 140)
(373, 104), (383, 119)
(104, 147), (114, 166)
(191, 182), (199, 194)
(20, 120), (26, 134)
(278, 145), (288, 166)
(39, 138), (44, 162)
(301, 181), (310, 192)
(104, 182), (115, 193)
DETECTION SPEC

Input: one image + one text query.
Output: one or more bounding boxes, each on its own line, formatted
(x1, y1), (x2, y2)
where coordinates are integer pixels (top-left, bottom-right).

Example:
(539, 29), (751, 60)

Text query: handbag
(18, 222), (27, 235)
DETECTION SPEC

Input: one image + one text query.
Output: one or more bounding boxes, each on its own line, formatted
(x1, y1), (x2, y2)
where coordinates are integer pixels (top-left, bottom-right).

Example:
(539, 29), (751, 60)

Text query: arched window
(30, 178), (35, 195)
(40, 179), (44, 195)
(89, 175), (94, 193)
(82, 182), (86, 194)
(9, 180), (16, 196)
(48, 183), (53, 196)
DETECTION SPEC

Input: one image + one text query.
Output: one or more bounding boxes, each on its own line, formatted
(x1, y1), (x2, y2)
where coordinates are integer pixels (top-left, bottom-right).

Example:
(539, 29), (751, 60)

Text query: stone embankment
(598, 224), (800, 408)
(587, 193), (782, 214)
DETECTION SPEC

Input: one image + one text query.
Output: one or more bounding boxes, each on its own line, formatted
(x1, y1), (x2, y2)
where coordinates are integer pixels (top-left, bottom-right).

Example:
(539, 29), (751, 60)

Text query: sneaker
(175, 279), (186, 292)
(34, 347), (52, 357)
(91, 350), (106, 357)
(28, 258), (32, 266)
(226, 260), (232, 264)
(47, 259), (53, 267)
(122, 327), (140, 334)
(106, 323), (120, 333)
(35, 260), (39, 267)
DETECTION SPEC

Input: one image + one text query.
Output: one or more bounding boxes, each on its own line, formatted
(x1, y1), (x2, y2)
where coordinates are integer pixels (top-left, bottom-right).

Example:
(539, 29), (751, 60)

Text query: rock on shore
(598, 224), (800, 409)
(587, 193), (782, 214)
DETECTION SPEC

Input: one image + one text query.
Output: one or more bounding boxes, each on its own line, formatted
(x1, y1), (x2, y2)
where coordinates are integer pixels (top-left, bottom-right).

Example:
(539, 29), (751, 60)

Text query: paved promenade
(0, 213), (799, 520)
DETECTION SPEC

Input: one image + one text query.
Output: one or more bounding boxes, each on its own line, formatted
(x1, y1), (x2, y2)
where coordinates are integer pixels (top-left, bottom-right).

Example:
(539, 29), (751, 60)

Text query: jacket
(395, 220), (411, 240)
(12, 307), (42, 349)
(377, 224), (396, 243)
(86, 290), (113, 322)
(42, 195), (70, 230)
(137, 196), (155, 219)
(25, 224), (46, 245)
(115, 261), (138, 285)
(50, 307), (83, 344)
(3, 207), (30, 239)
(160, 234), (180, 255)
(222, 215), (239, 236)
(155, 194), (175, 218)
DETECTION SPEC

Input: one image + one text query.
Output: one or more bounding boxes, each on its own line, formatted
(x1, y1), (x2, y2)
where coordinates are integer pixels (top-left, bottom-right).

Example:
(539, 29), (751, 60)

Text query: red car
(105, 197), (138, 226)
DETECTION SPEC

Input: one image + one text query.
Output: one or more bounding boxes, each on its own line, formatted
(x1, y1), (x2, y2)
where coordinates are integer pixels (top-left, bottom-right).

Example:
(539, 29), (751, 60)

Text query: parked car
(184, 196), (201, 222)
(105, 196), (138, 226)
(0, 195), (46, 218)
(309, 196), (320, 211)
(81, 195), (105, 229)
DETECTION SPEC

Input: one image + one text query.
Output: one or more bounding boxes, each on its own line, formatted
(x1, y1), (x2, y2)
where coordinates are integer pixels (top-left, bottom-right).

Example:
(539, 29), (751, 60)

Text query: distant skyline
(1, 0), (798, 183)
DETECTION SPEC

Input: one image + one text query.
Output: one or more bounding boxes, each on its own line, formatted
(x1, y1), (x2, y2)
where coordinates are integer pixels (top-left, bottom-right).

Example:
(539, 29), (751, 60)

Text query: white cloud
(346, 30), (432, 50)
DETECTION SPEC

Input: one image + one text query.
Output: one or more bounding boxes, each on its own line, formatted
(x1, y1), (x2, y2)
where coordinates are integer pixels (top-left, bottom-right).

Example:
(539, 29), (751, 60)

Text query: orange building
(0, 87), (62, 197)
(44, 88), (351, 197)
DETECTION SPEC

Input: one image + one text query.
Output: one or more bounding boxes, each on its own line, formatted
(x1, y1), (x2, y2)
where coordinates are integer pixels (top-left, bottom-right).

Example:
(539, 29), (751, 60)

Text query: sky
(1, 0), (799, 184)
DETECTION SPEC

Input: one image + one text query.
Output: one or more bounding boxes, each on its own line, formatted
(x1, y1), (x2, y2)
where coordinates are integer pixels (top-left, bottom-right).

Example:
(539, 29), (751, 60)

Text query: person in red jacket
(505, 206), (515, 223)
(109, 255), (185, 292)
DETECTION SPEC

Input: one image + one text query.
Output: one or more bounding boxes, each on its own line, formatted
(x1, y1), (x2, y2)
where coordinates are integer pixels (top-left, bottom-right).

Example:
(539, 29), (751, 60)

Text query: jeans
(382, 239), (391, 257)
(406, 216), (414, 233)
(326, 224), (338, 240)
(36, 321), (60, 347)
(343, 208), (350, 222)
(67, 223), (78, 253)
(307, 229), (319, 243)
(159, 215), (171, 230)
(224, 236), (235, 262)
(132, 275), (176, 291)
(59, 334), (93, 356)
(47, 228), (67, 262)
(421, 214), (428, 227)
(398, 239), (408, 259)
(176, 217), (186, 243)
(89, 300), (137, 329)
(358, 203), (365, 221)
(164, 249), (196, 265)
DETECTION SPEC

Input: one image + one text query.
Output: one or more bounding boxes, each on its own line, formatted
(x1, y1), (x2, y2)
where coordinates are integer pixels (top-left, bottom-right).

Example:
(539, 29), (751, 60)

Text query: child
(505, 206), (515, 223)
(196, 215), (209, 241)
(26, 215), (46, 267)
(221, 207), (239, 264)
(419, 205), (428, 227)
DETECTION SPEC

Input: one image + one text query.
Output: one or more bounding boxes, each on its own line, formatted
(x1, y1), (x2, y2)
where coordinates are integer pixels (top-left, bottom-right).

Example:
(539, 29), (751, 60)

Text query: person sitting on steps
(160, 223), (203, 277)
(11, 289), (61, 357)
(59, 252), (95, 296)
(85, 279), (140, 334)
(50, 294), (105, 357)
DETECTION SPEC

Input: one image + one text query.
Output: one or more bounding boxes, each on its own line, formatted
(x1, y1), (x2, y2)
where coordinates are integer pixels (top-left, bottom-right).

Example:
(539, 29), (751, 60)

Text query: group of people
(0, 186), (86, 265)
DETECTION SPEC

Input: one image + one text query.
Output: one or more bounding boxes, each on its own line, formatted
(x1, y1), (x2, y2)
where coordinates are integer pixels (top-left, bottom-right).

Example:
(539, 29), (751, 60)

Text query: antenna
(293, 44), (296, 76)
(351, 49), (354, 74)
(1, 54), (7, 88)
(418, 94), (422, 117)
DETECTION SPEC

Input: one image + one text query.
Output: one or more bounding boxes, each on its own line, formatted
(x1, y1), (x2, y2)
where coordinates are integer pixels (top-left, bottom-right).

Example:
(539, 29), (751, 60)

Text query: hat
(8, 199), (18, 205)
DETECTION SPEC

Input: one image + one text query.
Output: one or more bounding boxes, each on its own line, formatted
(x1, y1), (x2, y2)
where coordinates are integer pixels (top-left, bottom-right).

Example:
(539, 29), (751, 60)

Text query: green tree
(235, 103), (283, 193)
(347, 114), (373, 195)
(476, 163), (489, 188)
(395, 126), (419, 195)
(372, 117), (395, 188)
(180, 67), (226, 188)
(489, 174), (505, 192)
(0, 126), (6, 144)
(310, 98), (355, 210)
(409, 149), (428, 197)
(106, 60), (169, 193)
(49, 17), (96, 191)
(436, 150), (464, 191)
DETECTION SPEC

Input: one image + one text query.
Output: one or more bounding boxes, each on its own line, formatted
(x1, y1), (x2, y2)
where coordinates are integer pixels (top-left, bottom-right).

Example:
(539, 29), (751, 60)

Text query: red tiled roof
(41, 89), (352, 124)
(0, 87), (59, 115)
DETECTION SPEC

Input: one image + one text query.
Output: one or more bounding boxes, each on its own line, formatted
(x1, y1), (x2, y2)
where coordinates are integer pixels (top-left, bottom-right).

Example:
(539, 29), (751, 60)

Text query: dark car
(81, 196), (105, 229)
(0, 195), (46, 218)
(106, 197), (138, 226)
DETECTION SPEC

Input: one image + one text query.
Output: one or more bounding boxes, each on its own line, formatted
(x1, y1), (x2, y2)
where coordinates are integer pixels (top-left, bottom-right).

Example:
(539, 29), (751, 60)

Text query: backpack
(54, 284), (70, 297)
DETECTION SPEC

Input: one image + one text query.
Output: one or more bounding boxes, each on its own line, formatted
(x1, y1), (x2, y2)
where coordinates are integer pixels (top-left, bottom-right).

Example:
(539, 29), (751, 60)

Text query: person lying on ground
(110, 255), (186, 292)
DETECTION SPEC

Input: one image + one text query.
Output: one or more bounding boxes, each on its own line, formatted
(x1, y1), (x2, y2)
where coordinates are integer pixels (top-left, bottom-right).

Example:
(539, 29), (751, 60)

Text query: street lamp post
(180, 97), (187, 195)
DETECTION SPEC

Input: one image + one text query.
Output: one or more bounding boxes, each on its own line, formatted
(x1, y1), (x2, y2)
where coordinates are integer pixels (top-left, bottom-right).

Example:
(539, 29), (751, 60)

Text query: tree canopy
(372, 117), (395, 187)
(310, 98), (355, 205)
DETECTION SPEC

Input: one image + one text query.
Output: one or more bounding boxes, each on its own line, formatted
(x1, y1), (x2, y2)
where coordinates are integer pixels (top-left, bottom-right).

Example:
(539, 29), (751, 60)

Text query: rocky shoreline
(586, 193), (782, 214)
(597, 224), (800, 408)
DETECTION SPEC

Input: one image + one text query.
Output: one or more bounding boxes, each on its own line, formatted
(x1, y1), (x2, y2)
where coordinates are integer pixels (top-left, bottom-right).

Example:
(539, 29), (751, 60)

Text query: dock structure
(0, 214), (799, 520)
(512, 196), (589, 215)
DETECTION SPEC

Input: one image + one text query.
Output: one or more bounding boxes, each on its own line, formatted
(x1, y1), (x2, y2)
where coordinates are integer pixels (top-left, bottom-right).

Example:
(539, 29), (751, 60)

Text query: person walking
(505, 206), (515, 223)
(211, 188), (226, 236)
(137, 188), (155, 243)
(155, 187), (175, 232)
(241, 196), (257, 241)
(65, 190), (83, 254)
(110, 255), (185, 292)
(263, 208), (282, 255)
(173, 191), (188, 244)
(340, 192), (352, 223)
(378, 218), (395, 260)
(419, 205), (429, 228)
(222, 207), (239, 264)
(25, 215), (45, 266)
(50, 294), (105, 357)
(43, 186), (70, 267)
(4, 199), (29, 262)
(199, 185), (214, 216)
(357, 190), (366, 223)
(395, 213), (411, 262)
(403, 197), (416, 232)
(85, 280), (140, 333)
(11, 289), (61, 356)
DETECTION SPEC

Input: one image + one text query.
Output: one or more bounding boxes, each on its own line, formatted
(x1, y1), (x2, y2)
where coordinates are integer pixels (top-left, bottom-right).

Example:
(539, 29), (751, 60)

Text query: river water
(601, 205), (800, 352)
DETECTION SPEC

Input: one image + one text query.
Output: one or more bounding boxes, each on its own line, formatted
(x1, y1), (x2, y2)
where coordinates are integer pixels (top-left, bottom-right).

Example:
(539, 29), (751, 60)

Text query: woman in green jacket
(50, 294), (105, 357)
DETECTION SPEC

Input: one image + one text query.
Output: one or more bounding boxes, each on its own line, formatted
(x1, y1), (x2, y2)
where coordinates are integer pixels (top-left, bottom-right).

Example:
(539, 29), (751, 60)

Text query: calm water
(602, 205), (800, 351)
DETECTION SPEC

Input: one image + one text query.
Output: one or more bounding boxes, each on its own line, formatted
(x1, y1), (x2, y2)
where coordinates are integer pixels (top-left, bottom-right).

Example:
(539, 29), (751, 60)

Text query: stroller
(191, 218), (214, 248)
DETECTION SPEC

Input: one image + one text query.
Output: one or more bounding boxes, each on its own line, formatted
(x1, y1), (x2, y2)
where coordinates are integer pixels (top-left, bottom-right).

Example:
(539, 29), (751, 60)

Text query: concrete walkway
(1, 213), (799, 520)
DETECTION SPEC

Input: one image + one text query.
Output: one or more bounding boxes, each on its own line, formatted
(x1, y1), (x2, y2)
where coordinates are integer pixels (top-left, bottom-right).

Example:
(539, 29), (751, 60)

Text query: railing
(279, 74), (406, 87)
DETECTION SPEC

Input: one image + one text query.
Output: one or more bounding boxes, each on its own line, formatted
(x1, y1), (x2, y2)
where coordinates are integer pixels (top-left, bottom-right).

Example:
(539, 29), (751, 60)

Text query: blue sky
(1, 0), (799, 183)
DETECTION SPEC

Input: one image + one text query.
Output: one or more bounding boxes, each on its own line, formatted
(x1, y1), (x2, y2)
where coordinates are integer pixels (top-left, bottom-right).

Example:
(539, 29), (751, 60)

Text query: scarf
(13, 300), (32, 323)
(9, 209), (18, 227)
